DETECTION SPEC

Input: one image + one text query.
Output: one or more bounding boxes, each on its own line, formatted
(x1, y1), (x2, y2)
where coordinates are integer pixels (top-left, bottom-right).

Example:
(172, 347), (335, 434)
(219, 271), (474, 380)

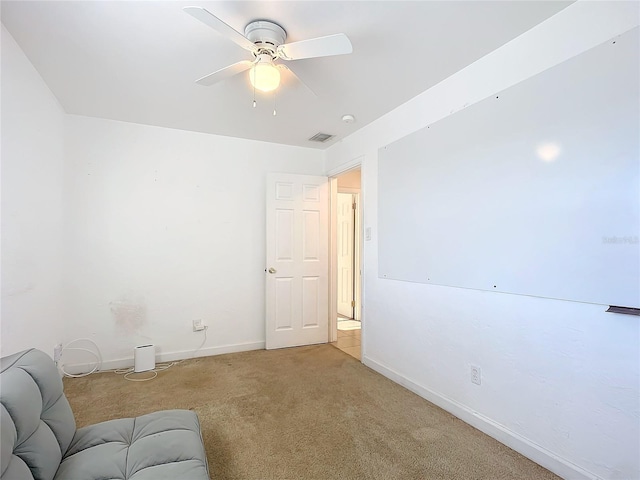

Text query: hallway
(332, 319), (361, 360)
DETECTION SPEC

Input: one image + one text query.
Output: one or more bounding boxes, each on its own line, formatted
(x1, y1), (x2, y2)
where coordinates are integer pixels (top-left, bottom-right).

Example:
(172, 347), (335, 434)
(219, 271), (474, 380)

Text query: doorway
(330, 168), (362, 360)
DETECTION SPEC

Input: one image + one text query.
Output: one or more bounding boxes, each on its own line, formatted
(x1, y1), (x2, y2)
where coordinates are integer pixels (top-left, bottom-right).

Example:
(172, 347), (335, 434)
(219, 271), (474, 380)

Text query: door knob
(268, 267), (277, 274)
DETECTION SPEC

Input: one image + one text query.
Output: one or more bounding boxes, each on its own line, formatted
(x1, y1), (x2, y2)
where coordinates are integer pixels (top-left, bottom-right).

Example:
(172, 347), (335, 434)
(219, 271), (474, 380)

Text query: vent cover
(606, 305), (640, 316)
(309, 132), (335, 143)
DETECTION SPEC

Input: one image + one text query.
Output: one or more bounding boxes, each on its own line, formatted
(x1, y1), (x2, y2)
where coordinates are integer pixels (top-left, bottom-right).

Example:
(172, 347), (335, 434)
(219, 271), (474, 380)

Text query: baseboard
(62, 341), (265, 374)
(155, 341), (265, 365)
(362, 355), (601, 480)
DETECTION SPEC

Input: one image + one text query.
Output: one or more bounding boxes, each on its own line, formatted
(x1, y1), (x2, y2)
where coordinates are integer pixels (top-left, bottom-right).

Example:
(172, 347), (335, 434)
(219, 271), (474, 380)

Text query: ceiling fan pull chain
(252, 64), (257, 108)
(273, 89), (277, 116)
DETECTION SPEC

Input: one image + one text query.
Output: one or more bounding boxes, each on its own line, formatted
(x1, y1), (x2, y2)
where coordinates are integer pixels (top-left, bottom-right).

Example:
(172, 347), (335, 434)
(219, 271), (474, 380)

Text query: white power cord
(60, 339), (103, 378)
(115, 326), (208, 382)
(190, 324), (209, 358)
(114, 361), (175, 382)
(58, 328), (208, 381)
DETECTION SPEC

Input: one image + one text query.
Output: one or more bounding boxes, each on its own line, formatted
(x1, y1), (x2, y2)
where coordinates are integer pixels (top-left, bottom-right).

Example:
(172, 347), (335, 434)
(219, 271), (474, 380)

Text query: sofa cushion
(1, 349), (210, 480)
(1, 349), (76, 480)
(54, 410), (209, 480)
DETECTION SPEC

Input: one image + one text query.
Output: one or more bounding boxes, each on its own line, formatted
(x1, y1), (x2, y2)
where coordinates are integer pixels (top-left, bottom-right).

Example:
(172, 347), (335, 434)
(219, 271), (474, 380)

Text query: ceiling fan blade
(277, 64), (317, 97)
(277, 33), (352, 61)
(184, 6), (257, 53)
(196, 60), (254, 86)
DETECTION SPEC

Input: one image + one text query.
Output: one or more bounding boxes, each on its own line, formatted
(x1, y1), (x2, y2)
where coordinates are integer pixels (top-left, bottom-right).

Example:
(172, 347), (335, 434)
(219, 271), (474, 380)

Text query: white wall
(325, 3), (639, 480)
(1, 25), (68, 357)
(64, 115), (324, 367)
(1, 23), (324, 367)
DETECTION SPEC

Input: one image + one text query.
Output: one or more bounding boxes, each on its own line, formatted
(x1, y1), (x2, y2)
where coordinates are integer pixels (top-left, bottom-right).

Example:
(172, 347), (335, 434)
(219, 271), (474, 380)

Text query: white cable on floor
(114, 362), (173, 382)
(115, 326), (208, 382)
(60, 339), (103, 378)
(123, 370), (158, 382)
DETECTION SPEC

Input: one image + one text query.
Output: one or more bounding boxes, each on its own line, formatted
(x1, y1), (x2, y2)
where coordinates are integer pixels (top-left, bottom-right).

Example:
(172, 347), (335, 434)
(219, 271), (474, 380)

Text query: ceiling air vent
(309, 132), (335, 143)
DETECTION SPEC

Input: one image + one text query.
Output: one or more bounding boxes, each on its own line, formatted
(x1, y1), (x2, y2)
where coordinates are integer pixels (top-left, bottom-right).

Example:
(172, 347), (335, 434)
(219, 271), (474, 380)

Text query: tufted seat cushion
(54, 410), (209, 479)
(1, 349), (76, 480)
(1, 349), (210, 480)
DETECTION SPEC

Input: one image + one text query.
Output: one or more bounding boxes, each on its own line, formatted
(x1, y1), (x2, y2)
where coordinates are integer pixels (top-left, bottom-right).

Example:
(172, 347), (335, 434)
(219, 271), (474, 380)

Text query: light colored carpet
(63, 344), (559, 480)
(337, 319), (361, 331)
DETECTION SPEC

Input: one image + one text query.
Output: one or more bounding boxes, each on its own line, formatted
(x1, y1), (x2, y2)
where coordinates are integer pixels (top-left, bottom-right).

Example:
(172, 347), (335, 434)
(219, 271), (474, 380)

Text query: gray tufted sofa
(1, 348), (210, 479)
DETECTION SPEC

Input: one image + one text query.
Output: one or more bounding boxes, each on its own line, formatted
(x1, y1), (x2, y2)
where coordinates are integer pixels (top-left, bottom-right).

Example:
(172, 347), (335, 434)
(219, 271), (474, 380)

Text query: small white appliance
(134, 344), (155, 372)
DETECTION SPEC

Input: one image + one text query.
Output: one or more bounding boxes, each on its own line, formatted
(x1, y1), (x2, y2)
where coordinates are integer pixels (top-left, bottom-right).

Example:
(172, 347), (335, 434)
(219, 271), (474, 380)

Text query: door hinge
(352, 202), (356, 210)
(351, 300), (356, 307)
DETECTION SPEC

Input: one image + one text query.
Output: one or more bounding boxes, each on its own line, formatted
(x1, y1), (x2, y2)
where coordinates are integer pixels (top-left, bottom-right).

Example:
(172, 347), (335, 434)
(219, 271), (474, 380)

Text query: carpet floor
(63, 344), (559, 480)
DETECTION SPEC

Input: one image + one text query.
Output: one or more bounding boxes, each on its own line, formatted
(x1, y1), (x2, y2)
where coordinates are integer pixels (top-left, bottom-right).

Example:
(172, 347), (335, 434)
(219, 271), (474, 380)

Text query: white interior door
(266, 173), (329, 349)
(337, 193), (355, 318)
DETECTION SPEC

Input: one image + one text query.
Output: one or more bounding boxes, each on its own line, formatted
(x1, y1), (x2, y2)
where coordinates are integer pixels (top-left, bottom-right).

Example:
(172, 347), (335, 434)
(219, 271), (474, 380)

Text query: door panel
(303, 210), (320, 260)
(275, 209), (294, 260)
(266, 173), (328, 349)
(302, 276), (320, 328)
(275, 278), (293, 330)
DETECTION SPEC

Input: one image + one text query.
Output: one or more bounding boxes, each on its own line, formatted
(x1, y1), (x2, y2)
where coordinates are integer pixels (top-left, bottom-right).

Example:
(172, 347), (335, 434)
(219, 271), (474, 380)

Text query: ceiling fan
(184, 7), (353, 97)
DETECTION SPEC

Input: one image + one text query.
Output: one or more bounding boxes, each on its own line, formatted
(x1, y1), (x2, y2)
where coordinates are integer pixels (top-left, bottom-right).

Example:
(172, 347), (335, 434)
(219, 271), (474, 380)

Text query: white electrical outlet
(53, 344), (63, 363)
(192, 319), (205, 332)
(471, 365), (481, 385)
(365, 227), (372, 241)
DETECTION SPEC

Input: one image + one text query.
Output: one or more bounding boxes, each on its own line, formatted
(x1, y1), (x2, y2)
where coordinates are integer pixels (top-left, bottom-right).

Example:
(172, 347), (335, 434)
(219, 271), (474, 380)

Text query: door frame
(328, 158), (364, 345)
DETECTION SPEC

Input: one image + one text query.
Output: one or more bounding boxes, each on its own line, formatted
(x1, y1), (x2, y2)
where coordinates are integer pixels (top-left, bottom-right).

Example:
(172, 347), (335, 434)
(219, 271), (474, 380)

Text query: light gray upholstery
(1, 349), (76, 480)
(55, 410), (209, 479)
(1, 349), (210, 480)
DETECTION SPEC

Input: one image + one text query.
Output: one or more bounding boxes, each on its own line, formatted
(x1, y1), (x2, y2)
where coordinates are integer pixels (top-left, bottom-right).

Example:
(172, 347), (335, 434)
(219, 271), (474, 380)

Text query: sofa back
(1, 349), (76, 480)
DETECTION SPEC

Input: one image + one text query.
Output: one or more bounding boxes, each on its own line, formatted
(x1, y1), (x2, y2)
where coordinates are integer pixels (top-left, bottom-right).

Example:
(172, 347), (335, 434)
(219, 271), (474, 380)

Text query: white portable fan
(184, 6), (353, 95)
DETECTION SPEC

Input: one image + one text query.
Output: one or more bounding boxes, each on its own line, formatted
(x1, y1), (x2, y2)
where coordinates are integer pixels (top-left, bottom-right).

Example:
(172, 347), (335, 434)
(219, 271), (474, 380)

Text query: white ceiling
(1, 1), (572, 149)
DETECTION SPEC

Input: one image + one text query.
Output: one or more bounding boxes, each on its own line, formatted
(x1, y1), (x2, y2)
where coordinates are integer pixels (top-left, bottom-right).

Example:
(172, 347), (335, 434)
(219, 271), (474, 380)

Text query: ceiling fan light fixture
(250, 55), (280, 92)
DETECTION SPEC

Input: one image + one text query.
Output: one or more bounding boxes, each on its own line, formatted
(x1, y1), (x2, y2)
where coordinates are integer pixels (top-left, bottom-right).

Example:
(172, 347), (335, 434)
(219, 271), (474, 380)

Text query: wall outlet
(192, 319), (205, 332)
(471, 365), (481, 385)
(365, 227), (372, 241)
(53, 344), (63, 364)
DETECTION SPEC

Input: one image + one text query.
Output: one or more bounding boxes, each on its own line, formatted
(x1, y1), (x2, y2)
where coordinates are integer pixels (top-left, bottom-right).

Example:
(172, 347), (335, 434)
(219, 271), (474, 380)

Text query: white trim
(62, 341), (265, 374)
(326, 155), (364, 177)
(363, 355), (602, 480)
(328, 177), (339, 343)
(337, 186), (360, 194)
(352, 192), (362, 322)
(357, 159), (365, 354)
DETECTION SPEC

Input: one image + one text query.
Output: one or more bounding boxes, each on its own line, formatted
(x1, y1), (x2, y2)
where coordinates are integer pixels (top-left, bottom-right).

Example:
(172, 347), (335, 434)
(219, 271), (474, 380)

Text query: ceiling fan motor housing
(245, 20), (287, 55)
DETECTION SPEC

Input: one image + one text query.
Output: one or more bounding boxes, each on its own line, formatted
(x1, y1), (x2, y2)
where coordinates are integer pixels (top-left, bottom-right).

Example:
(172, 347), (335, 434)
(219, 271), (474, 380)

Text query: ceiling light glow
(250, 56), (280, 92)
(536, 142), (561, 162)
